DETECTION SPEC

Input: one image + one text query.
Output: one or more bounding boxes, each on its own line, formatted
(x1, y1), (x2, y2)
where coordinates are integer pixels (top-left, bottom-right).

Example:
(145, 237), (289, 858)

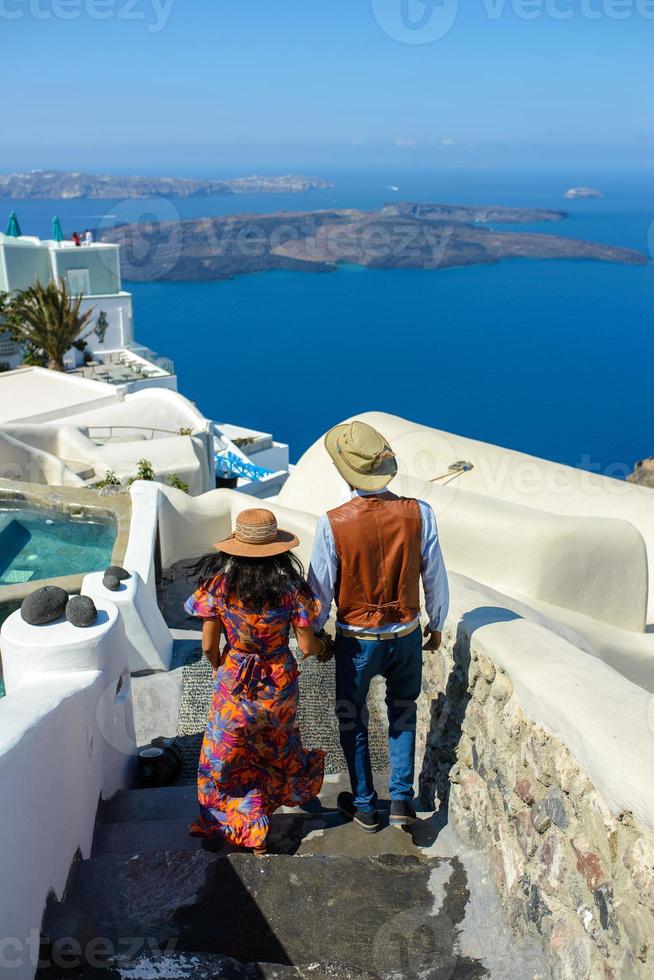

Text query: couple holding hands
(185, 421), (449, 855)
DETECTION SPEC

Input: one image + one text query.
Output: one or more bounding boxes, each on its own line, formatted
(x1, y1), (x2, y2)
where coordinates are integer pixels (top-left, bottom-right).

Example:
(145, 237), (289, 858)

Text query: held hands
(422, 626), (442, 652)
(301, 630), (335, 663)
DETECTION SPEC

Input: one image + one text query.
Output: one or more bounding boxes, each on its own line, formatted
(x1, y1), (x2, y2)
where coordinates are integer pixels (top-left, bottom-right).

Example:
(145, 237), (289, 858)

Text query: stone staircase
(37, 774), (549, 979)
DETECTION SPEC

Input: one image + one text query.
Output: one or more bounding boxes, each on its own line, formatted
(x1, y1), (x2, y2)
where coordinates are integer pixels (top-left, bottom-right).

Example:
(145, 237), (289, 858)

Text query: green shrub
(90, 469), (121, 489)
(127, 459), (156, 484)
(168, 474), (189, 493)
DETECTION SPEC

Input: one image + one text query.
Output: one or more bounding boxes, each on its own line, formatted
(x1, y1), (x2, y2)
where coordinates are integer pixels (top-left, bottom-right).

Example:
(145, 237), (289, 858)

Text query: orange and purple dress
(184, 574), (325, 849)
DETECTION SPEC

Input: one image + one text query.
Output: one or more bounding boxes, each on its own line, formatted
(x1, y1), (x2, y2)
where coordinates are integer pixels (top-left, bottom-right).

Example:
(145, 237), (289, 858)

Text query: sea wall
(418, 581), (654, 979)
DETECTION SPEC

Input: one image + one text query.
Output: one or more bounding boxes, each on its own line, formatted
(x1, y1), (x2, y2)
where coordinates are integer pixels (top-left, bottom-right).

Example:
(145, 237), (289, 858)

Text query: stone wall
(418, 616), (654, 980)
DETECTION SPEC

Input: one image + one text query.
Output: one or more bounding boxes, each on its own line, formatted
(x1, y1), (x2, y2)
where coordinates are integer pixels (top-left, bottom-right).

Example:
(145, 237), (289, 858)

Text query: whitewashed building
(0, 232), (175, 390)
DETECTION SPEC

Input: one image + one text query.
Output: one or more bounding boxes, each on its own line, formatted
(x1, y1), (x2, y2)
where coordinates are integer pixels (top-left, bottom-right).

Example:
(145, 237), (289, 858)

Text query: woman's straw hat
(324, 420), (397, 492)
(215, 508), (299, 558)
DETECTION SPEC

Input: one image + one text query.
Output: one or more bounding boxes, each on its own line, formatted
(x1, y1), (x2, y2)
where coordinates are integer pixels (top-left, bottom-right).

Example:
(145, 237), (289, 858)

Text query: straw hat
(324, 420), (397, 492)
(215, 508), (299, 558)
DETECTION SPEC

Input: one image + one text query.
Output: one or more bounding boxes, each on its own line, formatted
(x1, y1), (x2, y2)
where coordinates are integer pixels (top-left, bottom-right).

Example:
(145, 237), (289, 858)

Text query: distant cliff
(100, 202), (648, 282)
(383, 202), (566, 223)
(0, 170), (333, 200)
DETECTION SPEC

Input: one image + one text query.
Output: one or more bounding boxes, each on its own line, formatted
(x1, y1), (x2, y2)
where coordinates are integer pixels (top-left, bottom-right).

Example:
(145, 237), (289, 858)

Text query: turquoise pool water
(0, 507), (116, 587)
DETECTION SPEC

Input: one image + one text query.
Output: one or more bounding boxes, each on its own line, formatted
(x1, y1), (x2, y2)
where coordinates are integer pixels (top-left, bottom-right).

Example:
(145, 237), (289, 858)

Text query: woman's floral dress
(184, 575), (325, 849)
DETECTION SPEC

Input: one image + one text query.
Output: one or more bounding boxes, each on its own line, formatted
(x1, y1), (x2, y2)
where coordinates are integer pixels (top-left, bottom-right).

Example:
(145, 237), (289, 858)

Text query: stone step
(100, 774), (353, 825)
(92, 817), (206, 856)
(46, 851), (477, 978)
(95, 775), (444, 859)
(100, 784), (198, 824)
(39, 950), (374, 979)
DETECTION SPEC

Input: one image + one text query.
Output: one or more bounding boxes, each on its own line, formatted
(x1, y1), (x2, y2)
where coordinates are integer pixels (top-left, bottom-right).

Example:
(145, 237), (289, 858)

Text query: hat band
(235, 519), (278, 544)
(337, 442), (396, 475)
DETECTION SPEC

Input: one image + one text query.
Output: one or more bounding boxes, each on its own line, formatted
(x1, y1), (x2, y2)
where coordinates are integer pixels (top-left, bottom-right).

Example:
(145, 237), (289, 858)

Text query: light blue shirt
(308, 491), (449, 635)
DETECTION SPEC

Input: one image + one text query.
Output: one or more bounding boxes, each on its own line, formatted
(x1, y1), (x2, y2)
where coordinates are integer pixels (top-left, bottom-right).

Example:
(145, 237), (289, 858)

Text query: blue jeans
(334, 626), (422, 812)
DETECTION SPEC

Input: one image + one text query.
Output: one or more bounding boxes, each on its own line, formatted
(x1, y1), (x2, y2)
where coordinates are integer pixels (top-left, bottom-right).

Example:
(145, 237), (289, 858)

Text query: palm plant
(5, 278), (94, 372)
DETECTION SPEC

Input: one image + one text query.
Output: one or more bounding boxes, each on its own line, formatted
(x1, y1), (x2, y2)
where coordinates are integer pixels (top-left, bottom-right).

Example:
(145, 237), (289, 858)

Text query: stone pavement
(160, 561), (389, 779)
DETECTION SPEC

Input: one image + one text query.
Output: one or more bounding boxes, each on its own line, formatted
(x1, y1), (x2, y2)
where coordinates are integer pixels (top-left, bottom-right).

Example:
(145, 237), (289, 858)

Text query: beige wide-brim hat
(324, 420), (397, 492)
(216, 508), (299, 558)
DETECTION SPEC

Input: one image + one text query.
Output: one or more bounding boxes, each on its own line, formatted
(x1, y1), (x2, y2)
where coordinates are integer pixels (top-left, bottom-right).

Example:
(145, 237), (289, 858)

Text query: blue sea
(8, 166), (654, 474)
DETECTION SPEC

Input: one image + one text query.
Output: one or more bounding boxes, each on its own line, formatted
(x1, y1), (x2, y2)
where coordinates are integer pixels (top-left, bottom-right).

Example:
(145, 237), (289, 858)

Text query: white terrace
(0, 367), (215, 494)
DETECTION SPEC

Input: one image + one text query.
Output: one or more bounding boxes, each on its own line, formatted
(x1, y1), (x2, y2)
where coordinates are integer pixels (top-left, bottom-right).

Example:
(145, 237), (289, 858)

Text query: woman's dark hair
(186, 550), (307, 609)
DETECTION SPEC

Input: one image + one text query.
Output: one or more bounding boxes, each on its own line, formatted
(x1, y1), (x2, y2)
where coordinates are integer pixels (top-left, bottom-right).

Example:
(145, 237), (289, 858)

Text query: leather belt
(335, 621), (420, 642)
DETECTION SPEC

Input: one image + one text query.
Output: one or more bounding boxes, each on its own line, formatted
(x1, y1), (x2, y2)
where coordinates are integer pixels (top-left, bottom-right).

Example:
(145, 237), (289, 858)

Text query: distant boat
(565, 187), (604, 200)
(388, 185), (400, 191)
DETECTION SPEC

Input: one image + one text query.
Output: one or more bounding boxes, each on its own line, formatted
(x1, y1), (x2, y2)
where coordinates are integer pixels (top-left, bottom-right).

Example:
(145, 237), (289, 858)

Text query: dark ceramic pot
(137, 746), (178, 788)
(150, 736), (183, 779)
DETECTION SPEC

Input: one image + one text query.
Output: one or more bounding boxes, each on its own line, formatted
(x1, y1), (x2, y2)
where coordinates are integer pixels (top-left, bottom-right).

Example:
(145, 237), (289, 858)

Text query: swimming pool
(0, 507), (117, 586)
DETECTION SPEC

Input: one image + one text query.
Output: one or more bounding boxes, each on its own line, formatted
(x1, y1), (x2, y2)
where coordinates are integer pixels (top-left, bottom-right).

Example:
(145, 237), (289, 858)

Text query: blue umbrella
(5, 211), (21, 237)
(52, 216), (64, 243)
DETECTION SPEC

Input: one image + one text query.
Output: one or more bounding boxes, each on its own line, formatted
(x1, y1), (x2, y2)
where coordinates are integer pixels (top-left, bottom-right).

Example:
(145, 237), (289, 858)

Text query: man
(308, 420), (449, 833)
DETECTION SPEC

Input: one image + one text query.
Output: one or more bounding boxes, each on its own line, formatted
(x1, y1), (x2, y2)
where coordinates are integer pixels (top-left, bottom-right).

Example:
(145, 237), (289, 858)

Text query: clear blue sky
(2, 0), (652, 171)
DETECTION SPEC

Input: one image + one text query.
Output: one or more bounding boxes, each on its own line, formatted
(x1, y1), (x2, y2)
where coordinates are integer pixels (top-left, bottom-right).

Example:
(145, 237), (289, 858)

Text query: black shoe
(389, 800), (418, 826)
(337, 791), (380, 834)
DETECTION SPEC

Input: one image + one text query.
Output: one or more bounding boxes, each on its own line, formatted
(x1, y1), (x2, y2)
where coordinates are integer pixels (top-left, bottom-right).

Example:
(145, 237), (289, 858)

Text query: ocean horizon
(6, 164), (654, 474)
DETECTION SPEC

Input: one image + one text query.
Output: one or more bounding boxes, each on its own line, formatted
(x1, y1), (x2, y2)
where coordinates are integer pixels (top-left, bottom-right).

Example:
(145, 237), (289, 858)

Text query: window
(0, 333), (18, 356)
(66, 269), (91, 296)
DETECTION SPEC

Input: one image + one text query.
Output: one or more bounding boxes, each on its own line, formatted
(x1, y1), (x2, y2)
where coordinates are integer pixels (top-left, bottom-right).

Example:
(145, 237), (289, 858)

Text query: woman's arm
(294, 625), (332, 662)
(201, 618), (224, 670)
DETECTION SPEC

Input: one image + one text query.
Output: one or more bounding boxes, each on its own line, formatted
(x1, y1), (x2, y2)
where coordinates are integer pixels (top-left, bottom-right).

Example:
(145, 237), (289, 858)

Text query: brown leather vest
(327, 492), (422, 629)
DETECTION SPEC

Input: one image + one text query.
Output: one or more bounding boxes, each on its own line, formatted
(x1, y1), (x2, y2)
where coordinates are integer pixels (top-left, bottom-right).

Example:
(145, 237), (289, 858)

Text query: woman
(184, 507), (330, 855)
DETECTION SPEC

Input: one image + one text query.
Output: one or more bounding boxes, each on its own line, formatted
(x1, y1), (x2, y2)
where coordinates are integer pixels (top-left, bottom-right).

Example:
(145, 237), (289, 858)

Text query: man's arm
(418, 501), (449, 651)
(307, 516), (338, 633)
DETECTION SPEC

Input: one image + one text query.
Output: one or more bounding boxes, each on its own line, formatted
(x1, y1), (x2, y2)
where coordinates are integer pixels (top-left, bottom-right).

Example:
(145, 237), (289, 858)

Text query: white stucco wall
(82, 568), (173, 673)
(0, 372), (214, 493)
(442, 577), (654, 832)
(2, 424), (211, 493)
(0, 600), (135, 980)
(0, 429), (84, 486)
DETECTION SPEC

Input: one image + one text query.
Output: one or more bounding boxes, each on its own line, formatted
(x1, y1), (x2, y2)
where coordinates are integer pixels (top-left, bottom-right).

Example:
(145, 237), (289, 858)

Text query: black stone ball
(66, 595), (97, 628)
(102, 573), (120, 591)
(105, 564), (130, 581)
(21, 586), (68, 625)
